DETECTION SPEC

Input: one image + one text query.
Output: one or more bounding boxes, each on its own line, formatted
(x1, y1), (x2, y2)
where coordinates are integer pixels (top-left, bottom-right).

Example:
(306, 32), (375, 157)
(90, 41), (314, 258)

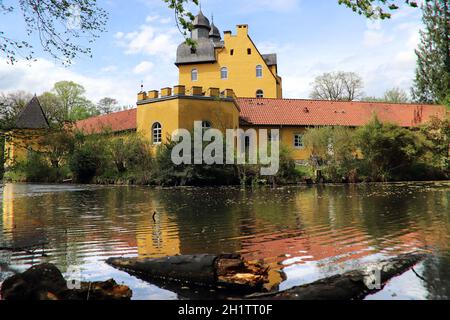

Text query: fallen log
(106, 253), (269, 292)
(246, 253), (426, 300)
(1, 263), (132, 300)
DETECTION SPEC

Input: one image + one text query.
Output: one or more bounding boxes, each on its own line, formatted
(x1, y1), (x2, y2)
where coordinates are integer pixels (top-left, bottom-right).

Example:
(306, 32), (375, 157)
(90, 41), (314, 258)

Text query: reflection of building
(2, 184), (15, 242)
(136, 212), (181, 258)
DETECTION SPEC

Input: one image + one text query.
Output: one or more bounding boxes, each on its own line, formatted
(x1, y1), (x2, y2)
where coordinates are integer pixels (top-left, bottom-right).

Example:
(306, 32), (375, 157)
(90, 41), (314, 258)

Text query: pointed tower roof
(209, 17), (221, 41)
(15, 96), (50, 129)
(193, 10), (211, 30)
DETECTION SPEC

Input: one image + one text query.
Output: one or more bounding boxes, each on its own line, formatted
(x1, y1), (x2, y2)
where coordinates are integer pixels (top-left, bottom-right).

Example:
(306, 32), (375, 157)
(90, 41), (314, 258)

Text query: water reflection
(0, 182), (449, 300)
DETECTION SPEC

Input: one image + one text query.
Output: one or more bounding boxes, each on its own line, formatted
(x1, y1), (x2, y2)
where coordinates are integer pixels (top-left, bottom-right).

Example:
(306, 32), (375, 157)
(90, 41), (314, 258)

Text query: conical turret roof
(193, 10), (211, 30)
(15, 96), (50, 129)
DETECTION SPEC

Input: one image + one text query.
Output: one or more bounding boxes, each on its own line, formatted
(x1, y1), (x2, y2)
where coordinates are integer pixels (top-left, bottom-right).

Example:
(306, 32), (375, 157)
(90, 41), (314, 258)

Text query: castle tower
(176, 11), (282, 99)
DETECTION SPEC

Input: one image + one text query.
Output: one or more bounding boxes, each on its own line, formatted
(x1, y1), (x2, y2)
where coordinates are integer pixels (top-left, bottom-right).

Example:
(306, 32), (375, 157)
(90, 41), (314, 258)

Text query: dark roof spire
(193, 9), (211, 30)
(15, 96), (50, 129)
(209, 15), (221, 41)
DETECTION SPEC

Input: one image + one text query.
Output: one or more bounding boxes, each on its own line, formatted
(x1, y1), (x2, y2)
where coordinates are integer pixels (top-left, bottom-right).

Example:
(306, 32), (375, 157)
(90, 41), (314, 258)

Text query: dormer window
(221, 67), (228, 80)
(256, 65), (263, 78)
(191, 68), (198, 81)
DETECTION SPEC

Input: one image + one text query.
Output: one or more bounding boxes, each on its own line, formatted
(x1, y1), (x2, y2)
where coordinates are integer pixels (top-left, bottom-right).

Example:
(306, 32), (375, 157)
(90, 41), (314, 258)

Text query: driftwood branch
(106, 253), (269, 293)
(107, 253), (426, 300)
(246, 253), (426, 300)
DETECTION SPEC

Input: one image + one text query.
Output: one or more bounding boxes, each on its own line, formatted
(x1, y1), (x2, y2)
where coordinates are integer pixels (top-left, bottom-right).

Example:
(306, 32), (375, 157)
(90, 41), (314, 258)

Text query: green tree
(363, 87), (410, 103)
(38, 92), (65, 126)
(356, 117), (430, 181)
(383, 87), (410, 103)
(303, 126), (359, 181)
(337, 0), (419, 19)
(52, 81), (98, 121)
(0, 0), (108, 65)
(0, 135), (4, 179)
(70, 138), (107, 183)
(0, 91), (33, 129)
(412, 0), (450, 103)
(419, 116), (450, 173)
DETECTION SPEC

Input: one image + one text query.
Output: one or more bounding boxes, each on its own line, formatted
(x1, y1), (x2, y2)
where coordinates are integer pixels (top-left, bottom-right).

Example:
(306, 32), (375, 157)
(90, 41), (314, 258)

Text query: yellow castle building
(3, 10), (447, 167)
(176, 11), (282, 99)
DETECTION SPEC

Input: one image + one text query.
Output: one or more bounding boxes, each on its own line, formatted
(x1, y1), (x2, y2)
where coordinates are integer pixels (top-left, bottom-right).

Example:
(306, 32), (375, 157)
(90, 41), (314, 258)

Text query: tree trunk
(246, 253), (426, 300)
(106, 253), (269, 292)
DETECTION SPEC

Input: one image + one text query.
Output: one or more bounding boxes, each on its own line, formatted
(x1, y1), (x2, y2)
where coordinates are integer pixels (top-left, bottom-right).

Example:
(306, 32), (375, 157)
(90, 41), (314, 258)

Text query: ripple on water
(1, 182), (449, 300)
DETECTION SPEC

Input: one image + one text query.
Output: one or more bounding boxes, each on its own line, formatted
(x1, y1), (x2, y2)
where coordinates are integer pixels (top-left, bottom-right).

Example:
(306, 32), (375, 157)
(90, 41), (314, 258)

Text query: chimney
(236, 24), (248, 37)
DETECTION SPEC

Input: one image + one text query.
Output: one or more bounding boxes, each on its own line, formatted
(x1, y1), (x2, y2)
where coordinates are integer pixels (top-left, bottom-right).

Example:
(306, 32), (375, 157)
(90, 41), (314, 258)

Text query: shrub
(356, 117), (431, 181)
(153, 139), (237, 186)
(0, 136), (4, 180)
(108, 133), (154, 184)
(70, 140), (108, 183)
(19, 151), (59, 182)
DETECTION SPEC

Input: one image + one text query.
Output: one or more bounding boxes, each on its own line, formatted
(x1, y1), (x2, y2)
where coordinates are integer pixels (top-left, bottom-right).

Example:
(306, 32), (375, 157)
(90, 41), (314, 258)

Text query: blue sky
(0, 0), (423, 106)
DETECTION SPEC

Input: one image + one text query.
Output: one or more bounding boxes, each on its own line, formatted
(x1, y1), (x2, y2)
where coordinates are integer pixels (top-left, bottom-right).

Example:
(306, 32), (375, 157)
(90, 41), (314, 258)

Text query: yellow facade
(240, 125), (312, 161)
(137, 86), (240, 151)
(178, 25), (282, 99)
(3, 129), (48, 168)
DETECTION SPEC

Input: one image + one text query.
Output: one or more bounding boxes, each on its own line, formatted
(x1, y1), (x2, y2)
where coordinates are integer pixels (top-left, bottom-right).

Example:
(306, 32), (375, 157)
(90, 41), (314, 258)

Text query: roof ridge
(236, 97), (444, 107)
(75, 108), (137, 123)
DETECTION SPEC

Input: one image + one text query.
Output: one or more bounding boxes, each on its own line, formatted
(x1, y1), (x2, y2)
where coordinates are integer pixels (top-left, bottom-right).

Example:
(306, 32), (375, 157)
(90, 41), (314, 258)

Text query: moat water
(0, 182), (449, 300)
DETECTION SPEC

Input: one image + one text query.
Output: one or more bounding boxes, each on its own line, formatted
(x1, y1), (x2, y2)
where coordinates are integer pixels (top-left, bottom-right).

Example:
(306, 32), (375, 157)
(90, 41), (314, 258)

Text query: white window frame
(191, 68), (198, 81)
(256, 65), (263, 78)
(294, 133), (304, 149)
(256, 90), (264, 98)
(152, 122), (162, 145)
(220, 67), (228, 80)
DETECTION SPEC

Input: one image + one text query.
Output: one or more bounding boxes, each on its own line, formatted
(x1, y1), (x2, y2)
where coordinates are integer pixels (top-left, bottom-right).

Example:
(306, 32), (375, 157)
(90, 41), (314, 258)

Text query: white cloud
(101, 65), (118, 73)
(133, 61), (154, 74)
(268, 9), (423, 99)
(0, 59), (139, 106)
(115, 19), (180, 59)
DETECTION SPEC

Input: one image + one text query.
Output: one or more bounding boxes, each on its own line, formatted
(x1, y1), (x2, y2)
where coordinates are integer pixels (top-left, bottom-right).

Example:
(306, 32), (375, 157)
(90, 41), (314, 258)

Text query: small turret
(191, 10), (211, 40)
(209, 16), (221, 42)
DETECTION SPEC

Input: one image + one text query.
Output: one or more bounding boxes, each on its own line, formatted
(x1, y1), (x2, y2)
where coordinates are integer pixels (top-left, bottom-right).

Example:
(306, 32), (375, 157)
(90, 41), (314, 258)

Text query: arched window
(191, 68), (198, 81)
(220, 67), (228, 79)
(256, 65), (263, 78)
(256, 90), (264, 98)
(152, 122), (162, 144)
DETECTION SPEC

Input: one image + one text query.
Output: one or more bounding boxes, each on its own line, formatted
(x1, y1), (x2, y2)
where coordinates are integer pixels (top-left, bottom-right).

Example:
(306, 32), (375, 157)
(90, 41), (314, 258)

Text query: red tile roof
(74, 109), (137, 134)
(238, 98), (447, 127)
(74, 99), (447, 133)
